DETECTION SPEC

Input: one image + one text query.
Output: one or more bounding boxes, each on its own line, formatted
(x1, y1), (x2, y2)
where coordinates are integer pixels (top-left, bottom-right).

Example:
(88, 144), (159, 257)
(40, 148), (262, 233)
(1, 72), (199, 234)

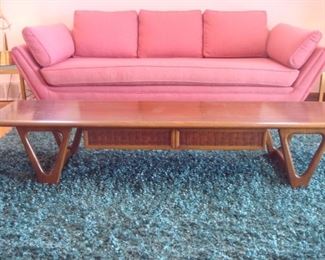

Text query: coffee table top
(0, 100), (324, 128)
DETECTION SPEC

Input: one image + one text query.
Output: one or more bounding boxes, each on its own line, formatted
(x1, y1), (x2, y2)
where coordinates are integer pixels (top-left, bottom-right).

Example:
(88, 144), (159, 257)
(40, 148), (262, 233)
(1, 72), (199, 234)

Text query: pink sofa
(12, 10), (325, 101)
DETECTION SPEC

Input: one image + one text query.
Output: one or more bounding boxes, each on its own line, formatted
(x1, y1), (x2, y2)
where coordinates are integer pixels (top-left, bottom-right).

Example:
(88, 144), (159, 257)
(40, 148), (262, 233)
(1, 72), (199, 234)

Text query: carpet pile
(0, 130), (324, 258)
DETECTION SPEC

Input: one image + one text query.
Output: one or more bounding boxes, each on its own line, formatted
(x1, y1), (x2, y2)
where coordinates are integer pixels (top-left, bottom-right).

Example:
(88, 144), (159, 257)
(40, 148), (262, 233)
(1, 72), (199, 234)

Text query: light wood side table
(0, 64), (26, 100)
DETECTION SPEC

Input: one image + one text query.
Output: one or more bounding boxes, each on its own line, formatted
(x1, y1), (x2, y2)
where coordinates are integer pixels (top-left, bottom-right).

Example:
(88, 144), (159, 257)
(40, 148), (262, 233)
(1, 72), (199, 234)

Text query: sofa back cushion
(267, 23), (322, 69)
(138, 10), (202, 57)
(22, 24), (74, 67)
(73, 10), (138, 57)
(203, 10), (268, 58)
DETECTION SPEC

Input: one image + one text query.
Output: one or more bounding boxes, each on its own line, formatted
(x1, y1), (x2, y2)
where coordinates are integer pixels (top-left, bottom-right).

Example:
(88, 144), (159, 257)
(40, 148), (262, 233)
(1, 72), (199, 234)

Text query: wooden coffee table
(0, 100), (324, 187)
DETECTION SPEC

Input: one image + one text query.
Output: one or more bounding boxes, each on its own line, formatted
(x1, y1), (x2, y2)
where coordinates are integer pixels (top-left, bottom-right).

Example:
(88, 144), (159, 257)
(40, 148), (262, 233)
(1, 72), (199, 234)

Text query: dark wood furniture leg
(19, 74), (27, 100)
(16, 127), (82, 184)
(52, 128), (82, 164)
(270, 128), (325, 188)
(319, 72), (325, 102)
(265, 129), (275, 153)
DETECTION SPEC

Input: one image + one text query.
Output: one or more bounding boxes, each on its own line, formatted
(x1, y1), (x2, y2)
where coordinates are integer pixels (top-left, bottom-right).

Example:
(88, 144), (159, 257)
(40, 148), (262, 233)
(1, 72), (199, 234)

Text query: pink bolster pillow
(138, 10), (203, 57)
(267, 23), (322, 69)
(22, 24), (74, 67)
(73, 10), (138, 58)
(203, 10), (268, 58)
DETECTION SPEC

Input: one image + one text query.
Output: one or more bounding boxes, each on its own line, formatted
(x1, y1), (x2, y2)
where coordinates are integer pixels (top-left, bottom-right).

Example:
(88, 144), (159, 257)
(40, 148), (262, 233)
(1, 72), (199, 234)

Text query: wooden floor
(0, 102), (11, 138)
(0, 127), (10, 138)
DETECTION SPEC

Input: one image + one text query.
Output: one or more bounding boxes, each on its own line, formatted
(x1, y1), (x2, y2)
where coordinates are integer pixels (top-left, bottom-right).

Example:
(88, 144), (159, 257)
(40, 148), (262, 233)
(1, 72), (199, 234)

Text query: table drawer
(84, 128), (173, 149)
(84, 128), (267, 150)
(178, 128), (266, 150)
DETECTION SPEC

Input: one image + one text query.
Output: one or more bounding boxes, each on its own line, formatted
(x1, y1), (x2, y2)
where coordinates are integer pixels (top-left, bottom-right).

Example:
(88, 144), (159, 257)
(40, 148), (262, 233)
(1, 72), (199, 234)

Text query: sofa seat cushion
(40, 58), (299, 87)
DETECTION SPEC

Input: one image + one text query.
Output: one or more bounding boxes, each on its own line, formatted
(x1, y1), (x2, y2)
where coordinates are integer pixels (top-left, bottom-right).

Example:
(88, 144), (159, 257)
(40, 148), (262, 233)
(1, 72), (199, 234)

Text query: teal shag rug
(0, 130), (324, 258)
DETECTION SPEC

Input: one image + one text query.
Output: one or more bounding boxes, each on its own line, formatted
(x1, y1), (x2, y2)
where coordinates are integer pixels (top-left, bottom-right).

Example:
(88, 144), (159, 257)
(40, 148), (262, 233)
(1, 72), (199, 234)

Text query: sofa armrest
(267, 23), (322, 69)
(11, 45), (51, 99)
(291, 47), (325, 100)
(22, 24), (75, 67)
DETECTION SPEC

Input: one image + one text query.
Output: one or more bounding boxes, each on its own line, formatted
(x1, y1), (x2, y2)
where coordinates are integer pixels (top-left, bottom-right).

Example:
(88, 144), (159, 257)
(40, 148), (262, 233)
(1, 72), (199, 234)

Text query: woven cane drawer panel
(179, 128), (265, 149)
(84, 128), (172, 149)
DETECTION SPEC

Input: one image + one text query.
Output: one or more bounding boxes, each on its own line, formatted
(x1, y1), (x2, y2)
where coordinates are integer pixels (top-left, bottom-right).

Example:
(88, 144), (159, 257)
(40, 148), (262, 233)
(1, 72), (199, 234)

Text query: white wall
(1, 0), (324, 95)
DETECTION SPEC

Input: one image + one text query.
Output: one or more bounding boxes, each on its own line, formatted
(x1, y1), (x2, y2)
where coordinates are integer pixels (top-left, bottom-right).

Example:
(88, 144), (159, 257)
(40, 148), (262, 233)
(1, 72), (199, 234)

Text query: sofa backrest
(138, 10), (203, 58)
(73, 10), (138, 57)
(21, 10), (322, 69)
(72, 10), (269, 59)
(203, 10), (268, 58)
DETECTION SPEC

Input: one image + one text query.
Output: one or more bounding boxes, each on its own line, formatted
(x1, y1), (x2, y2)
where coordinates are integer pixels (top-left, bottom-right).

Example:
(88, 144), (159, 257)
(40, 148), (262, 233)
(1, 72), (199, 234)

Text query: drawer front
(178, 128), (266, 150)
(84, 128), (267, 150)
(84, 128), (173, 149)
